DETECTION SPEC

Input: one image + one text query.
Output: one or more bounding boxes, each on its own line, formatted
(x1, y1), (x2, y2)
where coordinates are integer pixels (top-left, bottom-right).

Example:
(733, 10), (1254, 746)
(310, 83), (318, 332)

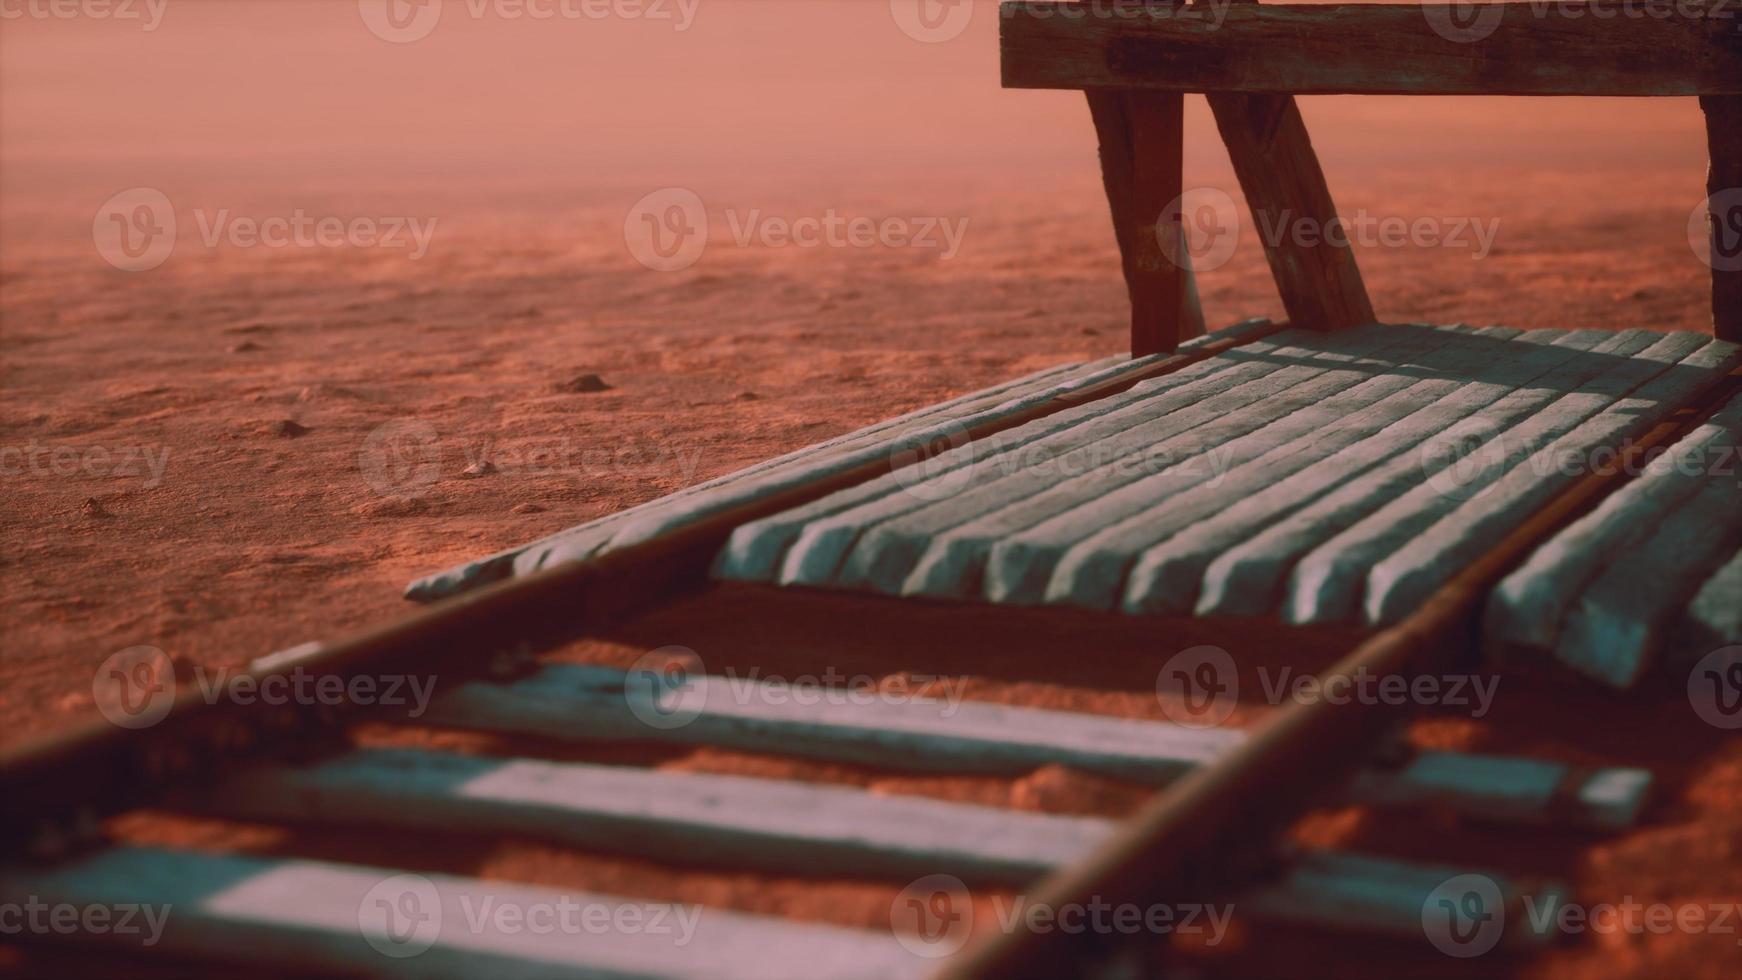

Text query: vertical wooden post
(1703, 95), (1742, 343)
(1207, 92), (1376, 332)
(1087, 90), (1204, 357)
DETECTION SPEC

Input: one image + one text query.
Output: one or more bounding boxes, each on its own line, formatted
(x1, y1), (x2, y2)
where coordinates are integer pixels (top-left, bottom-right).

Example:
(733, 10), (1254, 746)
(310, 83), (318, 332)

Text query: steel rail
(0, 322), (1292, 854)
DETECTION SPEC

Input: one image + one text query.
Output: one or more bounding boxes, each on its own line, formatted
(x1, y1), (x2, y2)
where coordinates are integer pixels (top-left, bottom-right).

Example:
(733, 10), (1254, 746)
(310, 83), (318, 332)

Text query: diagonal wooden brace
(1209, 91), (1375, 332)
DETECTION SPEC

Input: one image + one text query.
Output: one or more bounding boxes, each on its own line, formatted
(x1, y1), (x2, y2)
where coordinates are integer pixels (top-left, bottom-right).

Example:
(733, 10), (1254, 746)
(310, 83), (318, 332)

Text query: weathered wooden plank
(402, 355), (1109, 602)
(1197, 329), (1620, 619)
(965, 326), (1463, 603)
(206, 748), (1108, 887)
(1240, 851), (1561, 948)
(1675, 548), (1742, 658)
(1341, 752), (1651, 834)
(422, 665), (1649, 832)
(200, 749), (1593, 942)
(1138, 328), (1582, 617)
(1000, 3), (1742, 96)
(425, 665), (1239, 782)
(822, 327), (1389, 594)
(0, 847), (913, 979)
(1485, 390), (1742, 655)
(0, 843), (1562, 965)
(1087, 89), (1202, 355)
(1208, 90), (1375, 332)
(1366, 337), (1742, 626)
(1040, 327), (1526, 611)
(879, 324), (1421, 600)
(1706, 95), (1742, 341)
(713, 319), (1278, 584)
(1282, 330), (1692, 624)
(808, 326), (1382, 594)
(1555, 477), (1742, 687)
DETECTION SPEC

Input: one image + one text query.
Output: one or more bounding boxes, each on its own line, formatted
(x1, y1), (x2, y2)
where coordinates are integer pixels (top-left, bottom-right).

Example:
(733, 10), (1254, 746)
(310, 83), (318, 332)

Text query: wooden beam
(1001, 3), (1742, 96)
(1208, 91), (1376, 330)
(1086, 90), (1203, 355)
(1705, 95), (1742, 341)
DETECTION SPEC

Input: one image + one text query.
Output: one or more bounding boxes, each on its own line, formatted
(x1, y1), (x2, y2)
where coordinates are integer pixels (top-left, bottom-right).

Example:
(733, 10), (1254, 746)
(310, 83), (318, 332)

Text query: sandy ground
(2, 2), (1738, 977)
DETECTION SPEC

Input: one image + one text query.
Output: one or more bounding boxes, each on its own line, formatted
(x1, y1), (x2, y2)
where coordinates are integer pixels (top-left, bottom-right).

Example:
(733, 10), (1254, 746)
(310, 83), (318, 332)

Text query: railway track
(3, 321), (1740, 978)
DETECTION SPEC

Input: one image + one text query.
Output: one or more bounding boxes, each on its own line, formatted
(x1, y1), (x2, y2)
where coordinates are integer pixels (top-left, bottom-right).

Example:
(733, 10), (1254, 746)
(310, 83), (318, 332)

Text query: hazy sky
(5, 2), (1710, 173)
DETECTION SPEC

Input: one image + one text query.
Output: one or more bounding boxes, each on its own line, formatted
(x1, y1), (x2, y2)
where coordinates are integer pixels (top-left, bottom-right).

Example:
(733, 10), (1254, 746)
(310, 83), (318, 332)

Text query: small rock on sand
(461, 460), (498, 478)
(80, 497), (113, 518)
(555, 373), (613, 394)
(228, 341), (264, 353)
(265, 420), (311, 438)
(511, 502), (546, 514)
